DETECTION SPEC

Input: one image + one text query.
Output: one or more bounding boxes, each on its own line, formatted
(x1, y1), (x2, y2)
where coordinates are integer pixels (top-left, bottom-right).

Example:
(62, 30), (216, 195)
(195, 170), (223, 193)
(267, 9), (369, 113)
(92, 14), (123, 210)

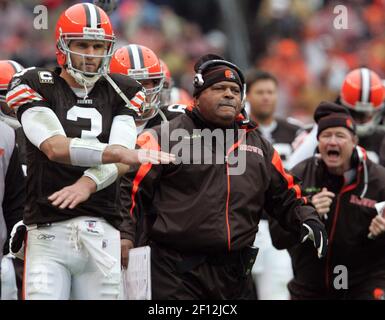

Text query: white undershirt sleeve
(109, 115), (137, 149)
(20, 106), (66, 149)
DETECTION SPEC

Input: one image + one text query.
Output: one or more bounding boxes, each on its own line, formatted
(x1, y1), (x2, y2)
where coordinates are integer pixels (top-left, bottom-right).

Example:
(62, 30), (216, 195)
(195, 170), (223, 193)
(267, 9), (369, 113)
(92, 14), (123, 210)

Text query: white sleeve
(83, 164), (119, 192)
(109, 115), (137, 149)
(20, 106), (66, 149)
(81, 115), (137, 192)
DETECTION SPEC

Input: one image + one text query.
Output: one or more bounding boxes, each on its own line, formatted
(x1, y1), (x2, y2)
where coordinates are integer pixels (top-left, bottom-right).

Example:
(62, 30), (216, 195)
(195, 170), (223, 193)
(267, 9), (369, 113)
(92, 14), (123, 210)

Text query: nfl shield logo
(86, 220), (96, 229)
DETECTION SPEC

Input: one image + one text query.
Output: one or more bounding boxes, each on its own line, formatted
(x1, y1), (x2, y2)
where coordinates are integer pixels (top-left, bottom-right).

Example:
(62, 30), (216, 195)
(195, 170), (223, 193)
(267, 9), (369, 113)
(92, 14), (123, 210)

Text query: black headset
(351, 146), (361, 167)
(315, 145), (364, 166)
(193, 59), (247, 102)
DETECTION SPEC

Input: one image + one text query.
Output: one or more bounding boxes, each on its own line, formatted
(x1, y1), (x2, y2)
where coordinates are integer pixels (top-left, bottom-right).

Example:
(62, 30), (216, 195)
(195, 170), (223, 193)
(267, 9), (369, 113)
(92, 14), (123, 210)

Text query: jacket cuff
(296, 205), (321, 224)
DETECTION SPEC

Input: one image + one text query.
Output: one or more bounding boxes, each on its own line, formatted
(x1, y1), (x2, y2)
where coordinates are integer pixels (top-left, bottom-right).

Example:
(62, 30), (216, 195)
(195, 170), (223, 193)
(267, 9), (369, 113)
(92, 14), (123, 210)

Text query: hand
(120, 148), (176, 166)
(9, 221), (27, 260)
(311, 187), (335, 219)
(368, 215), (385, 239)
(121, 239), (134, 269)
(300, 219), (328, 258)
(48, 176), (96, 209)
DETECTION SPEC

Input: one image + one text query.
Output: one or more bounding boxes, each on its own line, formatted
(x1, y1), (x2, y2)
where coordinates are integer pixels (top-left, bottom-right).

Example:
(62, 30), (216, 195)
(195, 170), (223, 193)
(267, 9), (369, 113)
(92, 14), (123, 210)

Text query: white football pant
(1, 254), (18, 300)
(23, 216), (121, 300)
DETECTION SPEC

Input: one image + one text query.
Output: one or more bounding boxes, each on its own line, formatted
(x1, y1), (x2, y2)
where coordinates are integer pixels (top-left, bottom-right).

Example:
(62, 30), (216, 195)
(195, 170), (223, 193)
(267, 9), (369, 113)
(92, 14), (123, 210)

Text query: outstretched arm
(265, 149), (327, 258)
(21, 106), (174, 167)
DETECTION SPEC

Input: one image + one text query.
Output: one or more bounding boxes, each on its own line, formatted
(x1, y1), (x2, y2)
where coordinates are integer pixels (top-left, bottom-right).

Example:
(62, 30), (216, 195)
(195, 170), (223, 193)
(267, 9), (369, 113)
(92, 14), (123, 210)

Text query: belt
(26, 222), (52, 231)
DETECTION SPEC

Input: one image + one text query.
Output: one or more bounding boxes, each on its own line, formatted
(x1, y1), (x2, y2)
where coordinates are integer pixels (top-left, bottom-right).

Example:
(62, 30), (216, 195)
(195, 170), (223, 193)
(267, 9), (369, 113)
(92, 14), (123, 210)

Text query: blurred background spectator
(1, 0), (384, 122)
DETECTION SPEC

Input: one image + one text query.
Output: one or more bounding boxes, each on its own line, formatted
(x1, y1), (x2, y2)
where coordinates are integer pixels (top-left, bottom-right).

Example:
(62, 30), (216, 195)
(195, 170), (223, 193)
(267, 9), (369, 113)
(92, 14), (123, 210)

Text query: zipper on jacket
(325, 193), (342, 289)
(225, 161), (232, 251)
(224, 129), (248, 251)
(325, 166), (362, 289)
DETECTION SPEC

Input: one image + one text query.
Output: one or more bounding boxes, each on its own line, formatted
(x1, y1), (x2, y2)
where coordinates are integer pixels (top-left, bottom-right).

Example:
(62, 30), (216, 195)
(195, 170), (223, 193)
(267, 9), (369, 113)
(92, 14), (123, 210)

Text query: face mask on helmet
(348, 106), (383, 137)
(160, 80), (172, 107)
(58, 36), (114, 86)
(159, 59), (173, 107)
(109, 44), (165, 121)
(55, 4), (116, 87)
(135, 77), (164, 121)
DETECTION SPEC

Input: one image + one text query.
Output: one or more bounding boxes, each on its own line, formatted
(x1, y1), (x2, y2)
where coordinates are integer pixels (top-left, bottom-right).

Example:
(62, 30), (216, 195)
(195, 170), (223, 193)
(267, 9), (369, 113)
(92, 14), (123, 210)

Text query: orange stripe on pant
(22, 232), (28, 300)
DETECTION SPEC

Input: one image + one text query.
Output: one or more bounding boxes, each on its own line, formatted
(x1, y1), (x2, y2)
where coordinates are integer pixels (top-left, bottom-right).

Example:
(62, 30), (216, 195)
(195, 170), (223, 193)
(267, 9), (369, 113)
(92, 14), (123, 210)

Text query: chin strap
(103, 73), (141, 114)
(84, 83), (89, 100)
(158, 108), (168, 122)
(67, 67), (100, 88)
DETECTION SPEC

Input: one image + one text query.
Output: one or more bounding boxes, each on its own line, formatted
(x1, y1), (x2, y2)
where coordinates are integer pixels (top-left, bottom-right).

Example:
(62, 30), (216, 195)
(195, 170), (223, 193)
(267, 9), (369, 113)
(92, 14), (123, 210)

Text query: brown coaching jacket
(270, 149), (385, 292)
(121, 108), (321, 254)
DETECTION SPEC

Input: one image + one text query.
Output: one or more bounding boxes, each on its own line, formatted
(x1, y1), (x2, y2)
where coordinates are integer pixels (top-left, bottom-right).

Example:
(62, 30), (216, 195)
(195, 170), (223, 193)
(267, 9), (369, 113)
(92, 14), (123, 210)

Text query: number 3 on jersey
(67, 106), (102, 140)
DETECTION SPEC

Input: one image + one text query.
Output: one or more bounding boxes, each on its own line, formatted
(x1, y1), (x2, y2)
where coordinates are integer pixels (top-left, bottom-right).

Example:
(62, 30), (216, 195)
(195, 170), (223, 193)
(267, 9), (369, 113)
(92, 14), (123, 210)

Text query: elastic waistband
(26, 222), (52, 231)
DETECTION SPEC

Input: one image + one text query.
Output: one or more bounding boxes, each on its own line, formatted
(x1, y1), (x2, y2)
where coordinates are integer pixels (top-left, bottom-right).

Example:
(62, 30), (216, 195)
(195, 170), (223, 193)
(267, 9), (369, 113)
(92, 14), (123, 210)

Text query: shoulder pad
(6, 67), (52, 112)
(8, 67), (55, 91)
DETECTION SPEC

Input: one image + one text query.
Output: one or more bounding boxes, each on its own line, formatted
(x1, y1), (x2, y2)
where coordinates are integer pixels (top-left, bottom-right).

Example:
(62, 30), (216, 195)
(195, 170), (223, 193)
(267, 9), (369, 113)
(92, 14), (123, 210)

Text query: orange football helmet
(0, 60), (24, 128)
(340, 68), (384, 136)
(110, 44), (164, 120)
(55, 3), (115, 86)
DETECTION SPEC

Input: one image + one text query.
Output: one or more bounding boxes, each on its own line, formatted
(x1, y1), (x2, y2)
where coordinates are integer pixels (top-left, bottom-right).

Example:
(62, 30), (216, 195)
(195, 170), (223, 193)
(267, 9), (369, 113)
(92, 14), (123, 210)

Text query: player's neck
(60, 68), (83, 88)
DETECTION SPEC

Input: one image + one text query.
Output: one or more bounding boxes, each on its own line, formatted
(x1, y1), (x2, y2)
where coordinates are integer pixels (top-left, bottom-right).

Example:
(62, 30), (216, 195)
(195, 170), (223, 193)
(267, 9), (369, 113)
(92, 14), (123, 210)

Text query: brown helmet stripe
(95, 5), (101, 27)
(83, 3), (99, 29)
(128, 45), (144, 69)
(82, 3), (91, 27)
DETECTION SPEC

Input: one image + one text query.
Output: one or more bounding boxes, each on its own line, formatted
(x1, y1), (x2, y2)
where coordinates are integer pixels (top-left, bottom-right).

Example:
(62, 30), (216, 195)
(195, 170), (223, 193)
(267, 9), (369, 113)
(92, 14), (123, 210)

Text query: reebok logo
(37, 233), (55, 241)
